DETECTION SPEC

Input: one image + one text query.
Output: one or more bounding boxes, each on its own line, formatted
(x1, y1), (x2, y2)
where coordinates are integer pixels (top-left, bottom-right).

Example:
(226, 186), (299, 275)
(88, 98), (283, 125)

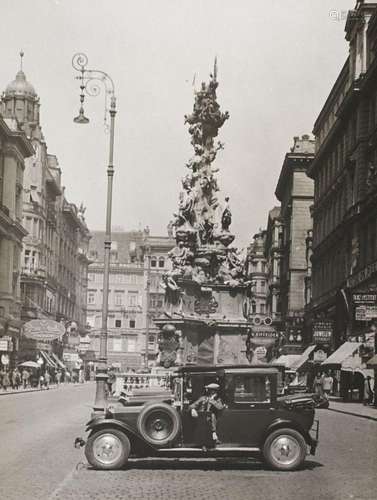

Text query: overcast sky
(0, 0), (355, 248)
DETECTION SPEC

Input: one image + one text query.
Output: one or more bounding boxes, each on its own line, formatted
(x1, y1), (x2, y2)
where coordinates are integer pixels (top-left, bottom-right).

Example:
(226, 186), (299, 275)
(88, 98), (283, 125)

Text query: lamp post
(72, 53), (116, 413)
(144, 246), (151, 369)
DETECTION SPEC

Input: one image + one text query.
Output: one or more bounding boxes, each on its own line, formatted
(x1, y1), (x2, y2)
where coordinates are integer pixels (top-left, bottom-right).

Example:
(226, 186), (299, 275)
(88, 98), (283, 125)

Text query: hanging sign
(313, 320), (333, 344)
(353, 293), (377, 321)
(23, 320), (65, 341)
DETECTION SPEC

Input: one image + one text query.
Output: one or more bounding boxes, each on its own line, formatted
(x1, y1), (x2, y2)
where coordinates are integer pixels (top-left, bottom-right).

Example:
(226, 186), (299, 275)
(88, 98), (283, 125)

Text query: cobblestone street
(1, 383), (376, 500)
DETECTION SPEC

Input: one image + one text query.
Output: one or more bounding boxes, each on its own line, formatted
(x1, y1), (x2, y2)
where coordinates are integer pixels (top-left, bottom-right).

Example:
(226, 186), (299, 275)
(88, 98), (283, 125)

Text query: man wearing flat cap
(189, 382), (224, 445)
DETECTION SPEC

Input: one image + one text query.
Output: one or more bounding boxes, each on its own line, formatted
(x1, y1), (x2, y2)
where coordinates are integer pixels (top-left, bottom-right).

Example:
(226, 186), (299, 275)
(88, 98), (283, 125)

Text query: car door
(217, 371), (277, 446)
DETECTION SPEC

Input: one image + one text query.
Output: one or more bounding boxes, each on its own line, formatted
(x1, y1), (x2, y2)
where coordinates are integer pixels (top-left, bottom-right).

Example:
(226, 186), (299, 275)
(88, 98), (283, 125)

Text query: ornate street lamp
(72, 53), (116, 413)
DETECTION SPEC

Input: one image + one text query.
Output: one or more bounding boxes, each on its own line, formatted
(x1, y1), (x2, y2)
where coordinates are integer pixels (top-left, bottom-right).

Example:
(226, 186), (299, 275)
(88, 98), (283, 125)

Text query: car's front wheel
(263, 428), (307, 471)
(85, 428), (130, 470)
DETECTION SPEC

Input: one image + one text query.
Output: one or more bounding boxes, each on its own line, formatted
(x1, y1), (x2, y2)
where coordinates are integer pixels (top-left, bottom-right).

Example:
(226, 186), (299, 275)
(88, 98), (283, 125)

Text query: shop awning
(291, 345), (317, 371)
(274, 354), (302, 369)
(321, 342), (361, 368)
(40, 350), (58, 369)
(341, 366), (374, 379)
(366, 354), (377, 368)
(51, 352), (66, 370)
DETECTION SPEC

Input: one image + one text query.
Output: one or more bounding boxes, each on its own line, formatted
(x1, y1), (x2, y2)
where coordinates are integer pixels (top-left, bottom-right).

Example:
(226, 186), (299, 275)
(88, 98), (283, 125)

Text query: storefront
(321, 341), (373, 401)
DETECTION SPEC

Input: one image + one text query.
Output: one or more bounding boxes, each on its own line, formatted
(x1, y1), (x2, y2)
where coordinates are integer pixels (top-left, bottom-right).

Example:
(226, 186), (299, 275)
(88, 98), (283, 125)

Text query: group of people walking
(312, 371), (337, 399)
(0, 367), (24, 391)
(0, 366), (68, 391)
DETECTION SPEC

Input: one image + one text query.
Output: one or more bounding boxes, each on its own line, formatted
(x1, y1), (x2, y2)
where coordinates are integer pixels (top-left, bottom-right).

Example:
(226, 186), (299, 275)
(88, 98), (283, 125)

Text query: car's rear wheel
(85, 428), (130, 470)
(137, 402), (180, 447)
(263, 428), (307, 471)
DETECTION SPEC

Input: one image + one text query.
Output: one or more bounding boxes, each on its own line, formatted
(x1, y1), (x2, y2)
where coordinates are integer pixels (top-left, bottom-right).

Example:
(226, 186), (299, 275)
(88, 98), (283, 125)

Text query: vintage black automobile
(82, 365), (319, 471)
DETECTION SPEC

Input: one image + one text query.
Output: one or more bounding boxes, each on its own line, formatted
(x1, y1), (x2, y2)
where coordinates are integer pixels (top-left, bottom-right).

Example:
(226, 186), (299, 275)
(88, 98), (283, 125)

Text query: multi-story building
(1, 56), (91, 364)
(86, 228), (174, 370)
(308, 1), (377, 348)
(247, 230), (268, 318)
(264, 207), (283, 322)
(0, 115), (33, 366)
(275, 135), (315, 352)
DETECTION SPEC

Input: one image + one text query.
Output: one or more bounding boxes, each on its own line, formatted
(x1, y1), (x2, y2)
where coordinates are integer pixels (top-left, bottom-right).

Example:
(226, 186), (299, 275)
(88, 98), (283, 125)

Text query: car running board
(158, 447), (260, 453)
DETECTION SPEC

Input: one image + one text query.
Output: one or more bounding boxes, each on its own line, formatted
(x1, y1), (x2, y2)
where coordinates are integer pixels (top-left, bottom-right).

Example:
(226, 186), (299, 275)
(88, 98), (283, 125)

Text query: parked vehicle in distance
(80, 365), (319, 471)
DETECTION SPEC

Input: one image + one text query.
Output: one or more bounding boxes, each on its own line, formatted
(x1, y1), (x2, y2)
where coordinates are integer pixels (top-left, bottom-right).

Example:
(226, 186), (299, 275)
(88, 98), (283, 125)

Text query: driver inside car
(189, 382), (225, 445)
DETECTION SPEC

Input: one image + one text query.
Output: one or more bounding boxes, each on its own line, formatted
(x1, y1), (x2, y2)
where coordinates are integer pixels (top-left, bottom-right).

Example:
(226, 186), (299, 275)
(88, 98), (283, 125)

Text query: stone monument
(155, 61), (253, 368)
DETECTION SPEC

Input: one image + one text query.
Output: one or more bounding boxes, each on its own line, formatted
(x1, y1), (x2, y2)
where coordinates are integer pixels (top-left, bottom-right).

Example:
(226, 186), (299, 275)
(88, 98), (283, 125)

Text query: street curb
(327, 407), (377, 422)
(0, 386), (58, 397)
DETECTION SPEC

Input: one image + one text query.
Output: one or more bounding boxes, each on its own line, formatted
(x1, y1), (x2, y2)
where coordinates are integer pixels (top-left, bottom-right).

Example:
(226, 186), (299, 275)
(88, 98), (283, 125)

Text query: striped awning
(40, 350), (58, 369)
(51, 352), (66, 370)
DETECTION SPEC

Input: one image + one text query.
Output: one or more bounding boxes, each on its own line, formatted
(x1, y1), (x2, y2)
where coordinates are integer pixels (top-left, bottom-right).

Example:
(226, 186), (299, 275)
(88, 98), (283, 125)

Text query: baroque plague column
(155, 63), (254, 367)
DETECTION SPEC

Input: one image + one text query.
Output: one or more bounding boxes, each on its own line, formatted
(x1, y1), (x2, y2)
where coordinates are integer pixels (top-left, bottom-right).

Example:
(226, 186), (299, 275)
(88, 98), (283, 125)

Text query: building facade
(247, 230), (268, 319)
(86, 228), (174, 370)
(1, 57), (91, 365)
(264, 207), (283, 322)
(0, 115), (34, 366)
(308, 1), (377, 348)
(275, 135), (315, 352)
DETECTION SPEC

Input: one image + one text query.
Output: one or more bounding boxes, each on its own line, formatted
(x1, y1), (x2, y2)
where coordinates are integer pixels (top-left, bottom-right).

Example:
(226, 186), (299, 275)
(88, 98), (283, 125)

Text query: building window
(128, 292), (138, 307)
(151, 257), (157, 268)
(114, 291), (124, 306)
(158, 257), (165, 268)
(127, 337), (136, 352)
(88, 291), (96, 305)
(261, 280), (265, 291)
(260, 303), (265, 314)
(129, 319), (136, 328)
(113, 338), (122, 351)
(115, 319), (122, 328)
(251, 301), (256, 314)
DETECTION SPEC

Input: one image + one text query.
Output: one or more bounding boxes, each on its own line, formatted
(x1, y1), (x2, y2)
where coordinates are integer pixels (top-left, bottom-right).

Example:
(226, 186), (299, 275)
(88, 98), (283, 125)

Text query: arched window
(251, 301), (257, 314)
(158, 257), (165, 268)
(151, 257), (157, 268)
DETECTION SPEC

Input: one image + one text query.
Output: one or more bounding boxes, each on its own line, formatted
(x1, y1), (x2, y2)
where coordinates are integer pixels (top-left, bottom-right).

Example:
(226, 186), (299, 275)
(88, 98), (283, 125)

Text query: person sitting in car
(189, 382), (224, 445)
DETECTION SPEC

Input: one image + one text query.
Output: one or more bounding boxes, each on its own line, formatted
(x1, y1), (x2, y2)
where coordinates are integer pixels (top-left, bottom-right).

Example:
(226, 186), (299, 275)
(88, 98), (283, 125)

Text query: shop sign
(353, 292), (377, 321)
(313, 320), (333, 344)
(313, 349), (327, 362)
(63, 352), (80, 362)
(355, 305), (377, 321)
(0, 339), (9, 351)
(1, 354), (10, 365)
(23, 319), (65, 341)
(347, 259), (377, 288)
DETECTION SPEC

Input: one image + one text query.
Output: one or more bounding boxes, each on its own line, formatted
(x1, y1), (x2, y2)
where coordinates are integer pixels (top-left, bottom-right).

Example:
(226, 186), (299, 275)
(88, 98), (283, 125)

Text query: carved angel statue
(221, 197), (232, 231)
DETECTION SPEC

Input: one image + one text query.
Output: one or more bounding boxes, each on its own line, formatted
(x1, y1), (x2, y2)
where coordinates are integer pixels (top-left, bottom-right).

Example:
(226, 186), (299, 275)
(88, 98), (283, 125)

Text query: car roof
(176, 364), (285, 374)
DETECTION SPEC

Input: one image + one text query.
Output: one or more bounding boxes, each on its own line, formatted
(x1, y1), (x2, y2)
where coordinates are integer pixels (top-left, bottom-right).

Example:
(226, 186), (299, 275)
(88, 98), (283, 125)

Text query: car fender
(85, 417), (158, 453)
(262, 418), (313, 446)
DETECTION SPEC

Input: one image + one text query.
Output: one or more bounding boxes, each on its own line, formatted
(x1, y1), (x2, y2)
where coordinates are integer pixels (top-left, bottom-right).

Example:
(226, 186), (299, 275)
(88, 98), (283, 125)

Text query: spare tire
(137, 402), (180, 447)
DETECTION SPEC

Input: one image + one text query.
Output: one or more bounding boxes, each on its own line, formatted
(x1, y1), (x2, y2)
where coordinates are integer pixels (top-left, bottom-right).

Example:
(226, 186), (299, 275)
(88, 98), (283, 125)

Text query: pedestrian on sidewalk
(22, 368), (29, 389)
(11, 368), (20, 390)
(39, 373), (45, 390)
(56, 370), (62, 386)
(313, 372), (324, 397)
(363, 376), (374, 406)
(2, 369), (10, 391)
(323, 372), (334, 398)
(44, 371), (51, 389)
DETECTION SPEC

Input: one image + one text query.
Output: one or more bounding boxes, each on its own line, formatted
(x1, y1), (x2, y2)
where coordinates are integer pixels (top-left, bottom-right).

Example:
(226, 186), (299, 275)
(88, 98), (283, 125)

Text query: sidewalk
(327, 399), (377, 421)
(0, 383), (81, 396)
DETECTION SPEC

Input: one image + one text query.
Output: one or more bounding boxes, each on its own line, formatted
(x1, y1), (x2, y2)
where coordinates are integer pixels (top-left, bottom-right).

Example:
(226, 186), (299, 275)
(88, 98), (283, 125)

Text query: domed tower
(1, 51), (41, 137)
